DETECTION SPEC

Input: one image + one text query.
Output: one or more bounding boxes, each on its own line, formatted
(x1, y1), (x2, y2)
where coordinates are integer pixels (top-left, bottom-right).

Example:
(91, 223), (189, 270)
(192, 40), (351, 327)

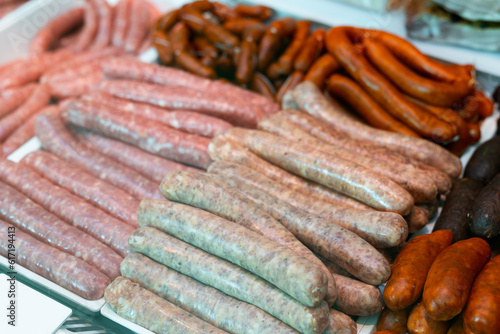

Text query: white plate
(0, 273), (72, 333)
(101, 304), (154, 334)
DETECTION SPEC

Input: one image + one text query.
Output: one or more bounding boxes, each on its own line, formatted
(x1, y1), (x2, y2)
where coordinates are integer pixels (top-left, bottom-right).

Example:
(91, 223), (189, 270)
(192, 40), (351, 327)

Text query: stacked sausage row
(0, 0), (159, 157)
(376, 230), (499, 334)
(152, 1), (494, 154)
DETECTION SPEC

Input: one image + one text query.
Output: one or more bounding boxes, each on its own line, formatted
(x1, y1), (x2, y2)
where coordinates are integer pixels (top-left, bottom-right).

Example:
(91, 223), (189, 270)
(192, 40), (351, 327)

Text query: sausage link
(469, 173), (500, 239)
(122, 253), (301, 334)
(463, 255), (500, 334)
(138, 198), (328, 308)
(89, 0), (113, 50)
(176, 50), (216, 79)
(35, 110), (160, 200)
(326, 74), (418, 137)
(0, 181), (121, 280)
(73, 1), (98, 51)
(304, 53), (340, 89)
(203, 22), (239, 49)
(322, 309), (357, 334)
(0, 219), (110, 300)
(22, 150), (139, 227)
(234, 4), (274, 20)
(377, 306), (410, 334)
(236, 39), (257, 84)
(0, 159), (131, 257)
(257, 18), (296, 71)
(276, 70), (304, 103)
(408, 302), (450, 334)
(129, 226), (328, 334)
(153, 29), (174, 65)
(211, 1), (239, 22)
(292, 81), (462, 178)
(294, 29), (325, 73)
(223, 18), (266, 36)
(326, 27), (457, 142)
(405, 206), (428, 234)
(111, 0), (133, 47)
(251, 72), (276, 100)
(332, 274), (383, 316)
(105, 276), (226, 334)
(423, 238), (491, 321)
(0, 84), (36, 119)
(124, 0), (150, 53)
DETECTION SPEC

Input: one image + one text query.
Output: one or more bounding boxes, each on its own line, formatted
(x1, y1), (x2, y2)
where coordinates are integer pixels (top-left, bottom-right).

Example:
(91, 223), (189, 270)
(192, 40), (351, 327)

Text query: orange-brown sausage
(155, 9), (179, 32)
(377, 306), (411, 334)
(276, 71), (303, 104)
(204, 22), (239, 50)
(326, 26), (457, 143)
(223, 18), (266, 36)
(236, 40), (257, 85)
(423, 238), (491, 321)
(251, 73), (275, 100)
(304, 53), (339, 90)
(327, 74), (419, 137)
(384, 230), (453, 311)
(169, 21), (189, 54)
(211, 2), (239, 22)
(192, 36), (218, 60)
(267, 20), (310, 79)
(153, 30), (174, 65)
(463, 255), (500, 334)
(234, 4), (274, 20)
(364, 38), (474, 107)
(294, 28), (325, 73)
(257, 18), (296, 71)
(408, 302), (451, 334)
(176, 50), (216, 79)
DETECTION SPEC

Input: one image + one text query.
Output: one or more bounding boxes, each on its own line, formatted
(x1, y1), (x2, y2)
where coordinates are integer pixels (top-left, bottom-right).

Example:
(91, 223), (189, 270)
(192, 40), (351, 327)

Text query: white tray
(0, 255), (104, 313)
(0, 273), (72, 334)
(101, 303), (154, 334)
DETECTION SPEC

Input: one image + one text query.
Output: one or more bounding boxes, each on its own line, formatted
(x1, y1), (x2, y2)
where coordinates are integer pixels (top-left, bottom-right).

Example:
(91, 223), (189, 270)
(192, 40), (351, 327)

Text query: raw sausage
(332, 274), (383, 316)
(0, 84), (36, 119)
(73, 1), (98, 51)
(322, 309), (357, 334)
(89, 0), (112, 50)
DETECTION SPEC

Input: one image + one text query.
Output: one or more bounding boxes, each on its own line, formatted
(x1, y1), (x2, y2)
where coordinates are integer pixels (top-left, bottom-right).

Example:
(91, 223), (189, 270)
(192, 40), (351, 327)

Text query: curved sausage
(234, 4), (274, 20)
(111, 0), (132, 47)
(124, 0), (150, 53)
(304, 54), (340, 89)
(322, 309), (357, 334)
(332, 274), (383, 316)
(384, 230), (453, 311)
(294, 29), (325, 73)
(408, 302), (450, 334)
(377, 306), (410, 334)
(0, 84), (36, 119)
(73, 1), (98, 51)
(0, 219), (110, 300)
(89, 0), (112, 50)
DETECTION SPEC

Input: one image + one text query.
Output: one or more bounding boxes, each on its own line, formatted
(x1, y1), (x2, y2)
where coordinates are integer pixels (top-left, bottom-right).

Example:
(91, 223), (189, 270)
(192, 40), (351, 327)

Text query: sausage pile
(153, 1), (494, 154)
(434, 133), (500, 241)
(0, 0), (159, 157)
(377, 230), (499, 334)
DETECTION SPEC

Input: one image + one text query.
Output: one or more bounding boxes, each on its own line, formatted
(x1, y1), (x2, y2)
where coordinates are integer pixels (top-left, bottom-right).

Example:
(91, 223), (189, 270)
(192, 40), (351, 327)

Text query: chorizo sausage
(408, 302), (450, 334)
(234, 4), (274, 20)
(377, 306), (410, 334)
(304, 53), (340, 90)
(294, 29), (325, 73)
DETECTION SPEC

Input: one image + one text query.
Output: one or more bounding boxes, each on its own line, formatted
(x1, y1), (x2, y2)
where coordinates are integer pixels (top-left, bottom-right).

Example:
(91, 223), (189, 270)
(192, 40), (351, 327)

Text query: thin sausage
(304, 54), (340, 90)
(111, 0), (132, 47)
(138, 198), (328, 308)
(90, 0), (113, 50)
(384, 230), (453, 311)
(105, 276), (226, 334)
(124, 0), (149, 53)
(377, 306), (410, 334)
(423, 238), (491, 321)
(0, 219), (110, 300)
(121, 253), (301, 334)
(0, 84), (36, 119)
(73, 1), (98, 51)
(294, 29), (325, 73)
(408, 302), (450, 334)
(234, 4), (274, 20)
(0, 181), (121, 280)
(22, 150), (139, 227)
(276, 71), (304, 104)
(0, 159), (131, 257)
(332, 274), (383, 316)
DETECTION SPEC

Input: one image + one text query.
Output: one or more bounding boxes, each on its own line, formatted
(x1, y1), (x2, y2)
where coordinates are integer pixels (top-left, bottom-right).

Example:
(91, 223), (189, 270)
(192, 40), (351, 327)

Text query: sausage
(208, 135), (374, 211)
(129, 226), (328, 334)
(111, 0), (132, 47)
(0, 159), (132, 257)
(47, 69), (104, 99)
(433, 178), (483, 242)
(82, 91), (232, 138)
(22, 150), (139, 227)
(304, 54), (340, 90)
(222, 128), (414, 215)
(292, 81), (462, 178)
(368, 30), (471, 83)
(169, 21), (189, 53)
(408, 302), (451, 334)
(62, 99), (211, 169)
(138, 198), (328, 308)
(0, 84), (36, 119)
(258, 111), (437, 203)
(377, 306), (410, 334)
(121, 253), (301, 334)
(0, 84), (50, 142)
(322, 309), (357, 334)
(211, 1), (238, 21)
(105, 276), (226, 334)
(1, 104), (51, 158)
(207, 162), (390, 289)
(294, 29), (325, 73)
(175, 50), (217, 79)
(423, 238), (491, 321)
(223, 18), (266, 36)
(276, 71), (304, 104)
(235, 39), (257, 84)
(234, 4), (274, 20)
(99, 56), (279, 115)
(0, 219), (110, 300)
(418, 199), (439, 219)
(204, 22), (239, 49)
(363, 38), (473, 107)
(384, 230), (453, 311)
(251, 72), (276, 100)
(153, 29), (174, 65)
(463, 255), (500, 334)
(326, 27), (457, 142)
(34, 110), (160, 200)
(75, 129), (202, 183)
(89, 0), (112, 50)
(30, 7), (85, 54)
(98, 79), (266, 128)
(0, 181), (121, 280)
(464, 136), (500, 185)
(267, 20), (310, 79)
(208, 160), (407, 250)
(473, 90), (494, 118)
(178, 2), (211, 34)
(332, 274), (383, 316)
(192, 36), (218, 62)
(73, 0), (98, 51)
(469, 173), (500, 239)
(257, 18), (297, 71)
(124, 0), (150, 53)
(326, 74), (419, 137)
